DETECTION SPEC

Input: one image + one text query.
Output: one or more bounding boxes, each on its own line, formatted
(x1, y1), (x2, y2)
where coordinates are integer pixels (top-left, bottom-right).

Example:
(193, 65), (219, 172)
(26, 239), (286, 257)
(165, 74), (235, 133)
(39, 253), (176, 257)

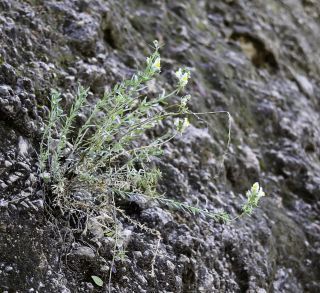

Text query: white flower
(252, 182), (265, 198)
(147, 56), (161, 72)
(242, 182), (266, 215)
(153, 57), (161, 71)
(175, 68), (190, 88)
(174, 117), (190, 134)
(247, 182), (265, 203)
(181, 94), (191, 107)
(251, 182), (260, 194)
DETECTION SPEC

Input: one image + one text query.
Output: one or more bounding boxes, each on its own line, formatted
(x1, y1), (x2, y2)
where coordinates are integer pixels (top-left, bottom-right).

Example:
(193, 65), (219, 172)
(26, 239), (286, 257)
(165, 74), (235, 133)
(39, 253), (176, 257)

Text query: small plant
(39, 41), (266, 287)
(39, 40), (229, 225)
(241, 182), (266, 216)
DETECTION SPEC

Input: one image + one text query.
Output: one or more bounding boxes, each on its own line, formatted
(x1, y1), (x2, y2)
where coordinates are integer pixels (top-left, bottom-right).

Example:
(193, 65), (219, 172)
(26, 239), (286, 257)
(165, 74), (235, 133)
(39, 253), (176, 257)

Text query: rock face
(0, 0), (319, 292)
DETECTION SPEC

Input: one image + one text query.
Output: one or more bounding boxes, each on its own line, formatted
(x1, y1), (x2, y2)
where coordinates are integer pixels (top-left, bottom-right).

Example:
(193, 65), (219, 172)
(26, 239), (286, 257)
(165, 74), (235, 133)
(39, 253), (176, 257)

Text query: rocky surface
(0, 0), (320, 292)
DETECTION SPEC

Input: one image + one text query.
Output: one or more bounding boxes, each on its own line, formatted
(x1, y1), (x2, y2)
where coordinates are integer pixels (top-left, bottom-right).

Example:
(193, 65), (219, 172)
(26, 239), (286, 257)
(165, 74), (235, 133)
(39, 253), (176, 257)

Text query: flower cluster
(180, 94), (191, 112)
(242, 182), (266, 215)
(175, 68), (190, 89)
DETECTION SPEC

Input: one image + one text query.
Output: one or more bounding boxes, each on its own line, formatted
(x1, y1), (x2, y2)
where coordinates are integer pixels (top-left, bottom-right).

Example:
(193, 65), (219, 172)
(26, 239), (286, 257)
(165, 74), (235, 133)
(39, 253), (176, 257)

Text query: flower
(174, 117), (190, 134)
(251, 182), (259, 194)
(181, 94), (191, 107)
(153, 57), (161, 71)
(147, 56), (161, 72)
(251, 182), (265, 198)
(242, 182), (266, 215)
(175, 68), (190, 88)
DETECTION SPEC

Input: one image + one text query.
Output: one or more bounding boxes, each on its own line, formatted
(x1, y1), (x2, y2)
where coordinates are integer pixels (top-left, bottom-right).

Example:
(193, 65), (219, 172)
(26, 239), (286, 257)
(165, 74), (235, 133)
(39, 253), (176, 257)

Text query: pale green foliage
(40, 41), (265, 286)
(40, 42), (265, 226)
(158, 198), (230, 222)
(40, 41), (206, 227)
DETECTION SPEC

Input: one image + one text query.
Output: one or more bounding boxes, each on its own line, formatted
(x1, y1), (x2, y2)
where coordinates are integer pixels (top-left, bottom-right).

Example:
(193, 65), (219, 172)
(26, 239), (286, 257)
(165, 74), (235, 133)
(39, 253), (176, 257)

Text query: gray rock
(0, 85), (12, 96)
(71, 246), (95, 260)
(0, 0), (319, 292)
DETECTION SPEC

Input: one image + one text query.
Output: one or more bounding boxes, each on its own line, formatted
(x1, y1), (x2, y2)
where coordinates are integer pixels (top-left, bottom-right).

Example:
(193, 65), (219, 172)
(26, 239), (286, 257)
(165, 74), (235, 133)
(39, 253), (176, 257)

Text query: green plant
(40, 41), (230, 224)
(39, 41), (265, 287)
(241, 182), (266, 216)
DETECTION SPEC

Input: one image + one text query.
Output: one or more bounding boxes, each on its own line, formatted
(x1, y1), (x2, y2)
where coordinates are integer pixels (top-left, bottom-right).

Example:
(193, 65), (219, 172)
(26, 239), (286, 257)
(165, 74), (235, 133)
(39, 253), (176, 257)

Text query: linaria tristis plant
(40, 40), (266, 286)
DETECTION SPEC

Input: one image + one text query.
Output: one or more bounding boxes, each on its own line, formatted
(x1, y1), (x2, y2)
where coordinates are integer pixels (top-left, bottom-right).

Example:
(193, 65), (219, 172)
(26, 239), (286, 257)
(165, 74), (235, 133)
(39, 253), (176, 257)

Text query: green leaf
(91, 275), (103, 287)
